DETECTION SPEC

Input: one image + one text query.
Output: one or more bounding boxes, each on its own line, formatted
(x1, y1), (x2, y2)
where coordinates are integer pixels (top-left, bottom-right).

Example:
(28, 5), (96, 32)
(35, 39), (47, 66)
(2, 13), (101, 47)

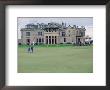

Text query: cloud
(85, 26), (93, 39)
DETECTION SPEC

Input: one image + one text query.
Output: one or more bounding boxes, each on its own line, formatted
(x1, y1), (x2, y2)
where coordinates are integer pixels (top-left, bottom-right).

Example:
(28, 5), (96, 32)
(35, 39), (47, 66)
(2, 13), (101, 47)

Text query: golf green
(18, 45), (93, 73)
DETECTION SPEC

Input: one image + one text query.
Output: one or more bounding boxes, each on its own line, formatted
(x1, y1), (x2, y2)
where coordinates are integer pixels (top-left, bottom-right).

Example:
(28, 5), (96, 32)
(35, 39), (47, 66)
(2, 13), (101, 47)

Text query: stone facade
(20, 22), (86, 45)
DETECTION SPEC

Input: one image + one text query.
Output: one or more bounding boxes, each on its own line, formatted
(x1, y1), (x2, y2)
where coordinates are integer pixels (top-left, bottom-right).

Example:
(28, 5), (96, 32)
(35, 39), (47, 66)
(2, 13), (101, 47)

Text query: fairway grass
(18, 46), (93, 73)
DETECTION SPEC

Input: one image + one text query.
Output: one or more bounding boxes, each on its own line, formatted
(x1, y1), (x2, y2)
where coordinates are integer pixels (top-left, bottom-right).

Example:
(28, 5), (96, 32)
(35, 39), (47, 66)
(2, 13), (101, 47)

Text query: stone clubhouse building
(19, 22), (86, 45)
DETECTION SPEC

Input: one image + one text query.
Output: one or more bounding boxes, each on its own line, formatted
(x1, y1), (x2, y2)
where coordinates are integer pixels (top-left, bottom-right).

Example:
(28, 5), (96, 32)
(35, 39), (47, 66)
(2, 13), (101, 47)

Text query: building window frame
(64, 38), (66, 42)
(26, 32), (30, 36)
(62, 32), (65, 36)
(39, 38), (41, 43)
(38, 32), (43, 36)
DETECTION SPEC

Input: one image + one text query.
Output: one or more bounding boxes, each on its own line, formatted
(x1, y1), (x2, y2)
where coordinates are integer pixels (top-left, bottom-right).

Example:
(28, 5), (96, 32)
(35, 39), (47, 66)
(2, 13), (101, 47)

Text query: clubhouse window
(26, 32), (30, 36)
(38, 32), (42, 36)
(64, 38), (66, 42)
(62, 32), (65, 36)
(39, 38), (41, 42)
(80, 32), (84, 36)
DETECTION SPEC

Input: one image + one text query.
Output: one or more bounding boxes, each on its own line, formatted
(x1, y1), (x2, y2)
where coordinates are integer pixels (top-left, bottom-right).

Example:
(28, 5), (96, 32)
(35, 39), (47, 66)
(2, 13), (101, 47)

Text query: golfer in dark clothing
(30, 42), (34, 53)
(27, 42), (31, 53)
(31, 46), (33, 53)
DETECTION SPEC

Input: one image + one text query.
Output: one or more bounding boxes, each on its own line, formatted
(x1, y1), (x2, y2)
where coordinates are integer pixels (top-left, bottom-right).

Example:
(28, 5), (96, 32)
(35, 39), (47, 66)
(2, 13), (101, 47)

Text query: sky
(18, 17), (93, 39)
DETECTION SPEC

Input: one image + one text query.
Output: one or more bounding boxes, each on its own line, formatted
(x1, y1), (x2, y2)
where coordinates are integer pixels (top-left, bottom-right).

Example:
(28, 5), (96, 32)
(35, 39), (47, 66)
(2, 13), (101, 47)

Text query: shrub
(66, 42), (72, 44)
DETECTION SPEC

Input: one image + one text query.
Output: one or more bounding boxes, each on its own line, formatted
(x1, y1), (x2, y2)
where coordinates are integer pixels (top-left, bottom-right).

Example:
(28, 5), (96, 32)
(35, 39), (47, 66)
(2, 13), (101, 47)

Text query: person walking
(31, 45), (33, 53)
(27, 43), (31, 53)
(30, 42), (34, 53)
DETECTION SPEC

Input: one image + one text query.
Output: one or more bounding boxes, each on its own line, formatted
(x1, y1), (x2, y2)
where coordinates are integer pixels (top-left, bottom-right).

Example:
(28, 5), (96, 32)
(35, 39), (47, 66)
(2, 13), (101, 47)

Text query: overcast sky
(18, 17), (93, 39)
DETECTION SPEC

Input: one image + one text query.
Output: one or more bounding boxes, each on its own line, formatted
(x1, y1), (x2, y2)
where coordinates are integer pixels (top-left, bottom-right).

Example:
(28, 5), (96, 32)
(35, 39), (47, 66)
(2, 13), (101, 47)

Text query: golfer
(31, 42), (34, 53)
(27, 43), (31, 53)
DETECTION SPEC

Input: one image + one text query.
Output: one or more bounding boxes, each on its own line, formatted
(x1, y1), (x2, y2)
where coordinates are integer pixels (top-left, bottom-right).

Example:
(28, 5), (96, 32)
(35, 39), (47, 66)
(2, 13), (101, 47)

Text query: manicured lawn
(18, 45), (93, 73)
